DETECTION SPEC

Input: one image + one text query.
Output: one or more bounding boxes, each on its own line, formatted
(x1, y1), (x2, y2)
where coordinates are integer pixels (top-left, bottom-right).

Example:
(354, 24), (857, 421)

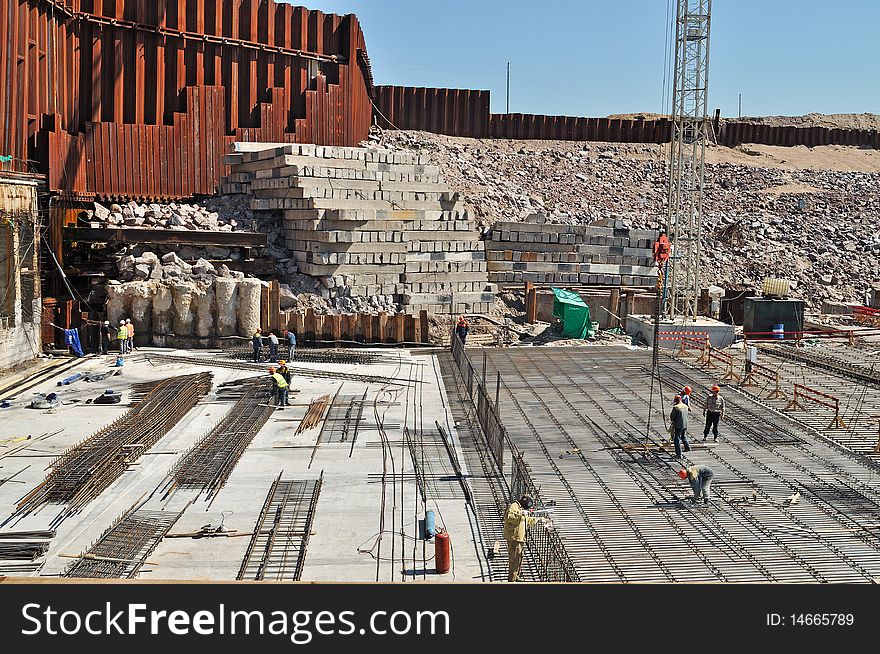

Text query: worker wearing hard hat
(680, 385), (692, 407)
(116, 320), (128, 353)
(268, 366), (289, 408)
(252, 328), (263, 363)
(703, 385), (725, 442)
(679, 465), (715, 504)
(277, 360), (292, 385)
(670, 394), (691, 459)
(503, 494), (549, 582)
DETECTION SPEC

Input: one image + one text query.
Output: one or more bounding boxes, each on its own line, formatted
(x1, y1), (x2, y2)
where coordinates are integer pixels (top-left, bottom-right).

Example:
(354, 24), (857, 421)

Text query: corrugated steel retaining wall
(374, 86), (489, 138)
(374, 85), (880, 149)
(1, 0), (374, 200)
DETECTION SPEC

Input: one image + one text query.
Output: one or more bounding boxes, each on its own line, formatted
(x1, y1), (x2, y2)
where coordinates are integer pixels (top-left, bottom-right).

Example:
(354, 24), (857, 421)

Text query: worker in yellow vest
(268, 366), (289, 409)
(116, 320), (128, 353)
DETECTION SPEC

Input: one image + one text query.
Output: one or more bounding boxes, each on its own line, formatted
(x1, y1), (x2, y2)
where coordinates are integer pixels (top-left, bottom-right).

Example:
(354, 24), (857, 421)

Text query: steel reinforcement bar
(759, 344), (880, 388)
(166, 377), (276, 501)
(63, 502), (186, 579)
(8, 373), (212, 526)
(237, 473), (323, 581)
(448, 337), (580, 582)
(146, 353), (411, 386)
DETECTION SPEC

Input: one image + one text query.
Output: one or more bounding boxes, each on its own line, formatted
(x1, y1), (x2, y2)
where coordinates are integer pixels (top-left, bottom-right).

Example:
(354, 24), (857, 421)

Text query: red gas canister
(434, 530), (451, 574)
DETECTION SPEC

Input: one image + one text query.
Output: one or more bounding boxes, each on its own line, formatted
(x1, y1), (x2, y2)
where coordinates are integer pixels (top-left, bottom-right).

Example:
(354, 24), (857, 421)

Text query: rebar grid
(8, 373), (211, 526)
(224, 347), (381, 366)
(146, 352), (408, 385)
(478, 346), (880, 583)
(63, 504), (184, 579)
(237, 474), (323, 581)
(167, 377), (276, 500)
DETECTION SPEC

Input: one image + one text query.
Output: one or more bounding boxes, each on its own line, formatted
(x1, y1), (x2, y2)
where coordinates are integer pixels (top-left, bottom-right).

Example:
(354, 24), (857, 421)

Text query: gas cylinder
(425, 510), (436, 539)
(435, 530), (451, 574)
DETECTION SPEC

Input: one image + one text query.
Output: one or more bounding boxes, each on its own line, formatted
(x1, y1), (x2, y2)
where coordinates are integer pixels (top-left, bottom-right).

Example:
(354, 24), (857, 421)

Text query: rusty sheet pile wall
(0, 0), (374, 200)
(374, 86), (489, 138)
(375, 85), (880, 149)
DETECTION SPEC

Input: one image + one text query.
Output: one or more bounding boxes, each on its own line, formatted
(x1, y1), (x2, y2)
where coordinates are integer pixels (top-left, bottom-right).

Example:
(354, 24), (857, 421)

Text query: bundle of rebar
(223, 347), (381, 366)
(0, 529), (55, 539)
(146, 353), (410, 385)
(167, 377), (276, 499)
(0, 541), (50, 560)
(63, 503), (184, 579)
(237, 473), (323, 581)
(296, 395), (332, 434)
(9, 373), (212, 525)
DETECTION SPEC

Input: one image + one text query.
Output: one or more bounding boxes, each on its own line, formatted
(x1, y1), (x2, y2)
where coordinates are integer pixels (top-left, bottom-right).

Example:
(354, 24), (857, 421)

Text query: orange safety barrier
(784, 383), (847, 430)
(741, 361), (787, 399)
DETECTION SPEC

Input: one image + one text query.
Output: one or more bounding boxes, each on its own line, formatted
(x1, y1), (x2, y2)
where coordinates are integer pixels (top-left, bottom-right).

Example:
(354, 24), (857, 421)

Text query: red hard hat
(674, 394), (682, 402)
(678, 469), (688, 480)
(683, 386), (692, 394)
(712, 385), (720, 392)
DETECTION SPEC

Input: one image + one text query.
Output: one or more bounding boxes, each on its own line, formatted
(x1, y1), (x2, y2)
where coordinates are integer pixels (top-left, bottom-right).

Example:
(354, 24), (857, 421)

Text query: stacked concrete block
(486, 216), (659, 288)
(224, 144), (494, 314)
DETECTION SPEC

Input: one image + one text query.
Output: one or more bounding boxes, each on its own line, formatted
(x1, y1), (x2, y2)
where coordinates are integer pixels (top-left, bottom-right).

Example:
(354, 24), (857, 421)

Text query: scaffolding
(665, 0), (712, 320)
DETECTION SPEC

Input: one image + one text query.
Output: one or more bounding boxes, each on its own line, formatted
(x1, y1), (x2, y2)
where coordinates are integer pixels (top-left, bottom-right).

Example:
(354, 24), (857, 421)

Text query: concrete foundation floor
(0, 348), (485, 582)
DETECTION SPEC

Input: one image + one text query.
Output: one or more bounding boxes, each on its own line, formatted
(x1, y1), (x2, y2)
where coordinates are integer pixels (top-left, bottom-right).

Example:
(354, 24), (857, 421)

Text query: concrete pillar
(214, 278), (239, 337)
(237, 278), (262, 337)
(105, 283), (130, 325)
(171, 282), (196, 337)
(193, 282), (214, 339)
(128, 282), (153, 346)
(152, 284), (174, 347)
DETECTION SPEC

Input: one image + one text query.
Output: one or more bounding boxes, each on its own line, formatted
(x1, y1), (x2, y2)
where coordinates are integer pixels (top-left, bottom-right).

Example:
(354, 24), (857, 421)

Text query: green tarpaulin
(551, 287), (594, 339)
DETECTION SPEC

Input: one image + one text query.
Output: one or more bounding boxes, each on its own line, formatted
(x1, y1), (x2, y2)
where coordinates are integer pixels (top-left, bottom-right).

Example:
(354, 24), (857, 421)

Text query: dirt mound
(728, 113), (880, 132)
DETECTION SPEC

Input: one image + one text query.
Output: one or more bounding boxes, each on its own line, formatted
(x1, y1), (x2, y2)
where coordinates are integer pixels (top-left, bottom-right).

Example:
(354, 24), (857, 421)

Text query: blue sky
(294, 0), (880, 118)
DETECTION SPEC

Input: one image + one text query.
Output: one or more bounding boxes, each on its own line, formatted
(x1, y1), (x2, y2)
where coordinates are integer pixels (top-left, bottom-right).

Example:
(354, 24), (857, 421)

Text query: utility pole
(738, 93), (742, 118)
(506, 62), (510, 113)
(664, 0), (712, 321)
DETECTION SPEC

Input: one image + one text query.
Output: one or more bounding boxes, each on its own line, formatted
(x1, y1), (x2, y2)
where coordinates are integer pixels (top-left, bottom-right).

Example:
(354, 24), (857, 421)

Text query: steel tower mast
(665, 0), (712, 320)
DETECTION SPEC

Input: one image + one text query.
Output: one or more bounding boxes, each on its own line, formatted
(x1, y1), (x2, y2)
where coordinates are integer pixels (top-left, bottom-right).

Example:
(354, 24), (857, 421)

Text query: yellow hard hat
(278, 360), (286, 365)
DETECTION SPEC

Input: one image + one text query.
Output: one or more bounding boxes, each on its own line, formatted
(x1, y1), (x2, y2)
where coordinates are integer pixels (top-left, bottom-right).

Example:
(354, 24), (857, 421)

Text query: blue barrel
(425, 510), (436, 539)
(772, 323), (785, 340)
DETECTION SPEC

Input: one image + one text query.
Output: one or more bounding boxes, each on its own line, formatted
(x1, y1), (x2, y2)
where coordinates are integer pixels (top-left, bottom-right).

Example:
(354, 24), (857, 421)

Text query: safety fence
(785, 384), (847, 430)
(449, 336), (580, 582)
(667, 335), (851, 431)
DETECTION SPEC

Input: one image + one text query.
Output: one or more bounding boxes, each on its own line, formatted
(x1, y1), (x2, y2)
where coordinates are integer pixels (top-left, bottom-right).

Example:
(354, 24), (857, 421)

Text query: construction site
(2, 0), (880, 586)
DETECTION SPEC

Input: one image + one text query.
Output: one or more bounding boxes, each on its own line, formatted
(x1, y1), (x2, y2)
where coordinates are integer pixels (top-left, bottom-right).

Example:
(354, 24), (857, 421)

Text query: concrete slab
(0, 348), (487, 583)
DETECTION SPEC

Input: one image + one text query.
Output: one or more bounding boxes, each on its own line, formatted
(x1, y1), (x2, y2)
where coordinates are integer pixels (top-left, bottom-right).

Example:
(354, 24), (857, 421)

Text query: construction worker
(268, 331), (279, 362)
(503, 494), (548, 582)
(268, 366), (289, 408)
(284, 329), (297, 361)
(125, 319), (135, 353)
(703, 384), (725, 442)
(678, 465), (715, 504)
(278, 360), (292, 386)
(670, 394), (691, 459)
(681, 385), (692, 407)
(100, 321), (112, 355)
(455, 316), (469, 345)
(252, 328), (263, 362)
(116, 320), (128, 353)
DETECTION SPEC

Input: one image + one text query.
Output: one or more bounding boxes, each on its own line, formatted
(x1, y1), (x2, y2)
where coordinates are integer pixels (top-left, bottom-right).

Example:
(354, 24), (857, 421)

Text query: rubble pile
(114, 250), (246, 283)
(378, 130), (880, 308)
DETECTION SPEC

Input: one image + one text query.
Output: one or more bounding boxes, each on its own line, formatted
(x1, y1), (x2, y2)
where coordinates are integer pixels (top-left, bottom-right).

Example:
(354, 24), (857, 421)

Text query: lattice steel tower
(665, 0), (712, 320)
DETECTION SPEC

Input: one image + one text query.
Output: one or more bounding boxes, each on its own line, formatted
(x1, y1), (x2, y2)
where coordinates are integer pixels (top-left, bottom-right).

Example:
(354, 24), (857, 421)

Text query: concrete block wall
(486, 218), (659, 288)
(225, 144), (494, 315)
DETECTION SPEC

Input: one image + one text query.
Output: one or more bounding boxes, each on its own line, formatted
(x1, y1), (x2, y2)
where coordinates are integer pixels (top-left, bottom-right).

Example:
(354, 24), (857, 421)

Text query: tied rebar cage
(665, 0), (712, 321)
